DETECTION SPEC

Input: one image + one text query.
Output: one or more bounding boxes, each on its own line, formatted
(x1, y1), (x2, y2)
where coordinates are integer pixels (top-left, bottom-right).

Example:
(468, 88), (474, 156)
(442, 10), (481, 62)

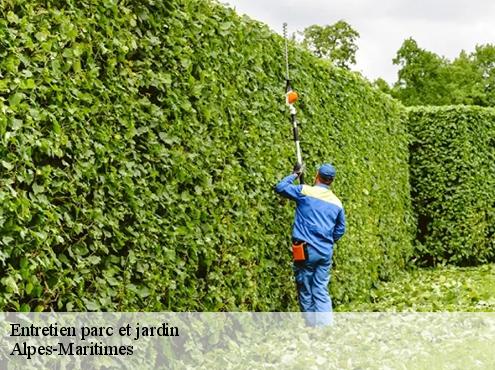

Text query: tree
(373, 78), (392, 95)
(392, 38), (450, 106)
(472, 44), (495, 106)
(448, 50), (484, 105)
(391, 38), (495, 107)
(301, 20), (359, 69)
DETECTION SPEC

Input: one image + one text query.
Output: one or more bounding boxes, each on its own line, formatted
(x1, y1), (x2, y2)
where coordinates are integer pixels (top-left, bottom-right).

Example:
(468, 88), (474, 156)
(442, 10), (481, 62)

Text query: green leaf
(83, 300), (100, 311)
(6, 11), (19, 24)
(2, 277), (19, 294)
(8, 92), (25, 106)
(87, 256), (101, 265)
(32, 183), (44, 194)
(20, 79), (36, 90)
(1, 161), (14, 171)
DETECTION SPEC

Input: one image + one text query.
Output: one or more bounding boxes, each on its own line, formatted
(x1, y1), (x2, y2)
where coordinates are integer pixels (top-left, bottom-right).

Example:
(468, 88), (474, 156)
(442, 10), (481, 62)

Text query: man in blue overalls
(275, 163), (346, 326)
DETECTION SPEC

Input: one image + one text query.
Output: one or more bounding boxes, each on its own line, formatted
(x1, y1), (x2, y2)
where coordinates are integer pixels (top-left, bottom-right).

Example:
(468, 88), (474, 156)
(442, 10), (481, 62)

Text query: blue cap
(318, 163), (336, 179)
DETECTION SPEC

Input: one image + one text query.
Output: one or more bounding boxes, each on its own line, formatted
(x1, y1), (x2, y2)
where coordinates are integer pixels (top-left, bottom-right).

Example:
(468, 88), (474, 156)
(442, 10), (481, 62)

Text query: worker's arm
(274, 174), (303, 201)
(333, 208), (346, 242)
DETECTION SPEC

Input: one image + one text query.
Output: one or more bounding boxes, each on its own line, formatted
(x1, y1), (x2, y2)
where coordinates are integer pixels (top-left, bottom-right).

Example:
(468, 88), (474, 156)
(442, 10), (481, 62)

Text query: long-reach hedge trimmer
(283, 22), (304, 184)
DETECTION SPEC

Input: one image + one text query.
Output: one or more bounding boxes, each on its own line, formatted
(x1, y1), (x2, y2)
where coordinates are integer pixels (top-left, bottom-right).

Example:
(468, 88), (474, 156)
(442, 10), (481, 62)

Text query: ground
(185, 264), (495, 368)
(338, 263), (495, 311)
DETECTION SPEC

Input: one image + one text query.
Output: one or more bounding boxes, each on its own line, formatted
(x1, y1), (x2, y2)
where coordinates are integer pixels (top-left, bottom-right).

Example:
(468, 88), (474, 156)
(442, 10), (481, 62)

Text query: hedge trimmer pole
(283, 22), (304, 184)
(290, 104), (303, 160)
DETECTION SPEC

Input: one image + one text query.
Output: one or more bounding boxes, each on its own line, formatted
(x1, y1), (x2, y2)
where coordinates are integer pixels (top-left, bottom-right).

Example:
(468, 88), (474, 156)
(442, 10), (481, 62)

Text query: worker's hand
(293, 162), (305, 177)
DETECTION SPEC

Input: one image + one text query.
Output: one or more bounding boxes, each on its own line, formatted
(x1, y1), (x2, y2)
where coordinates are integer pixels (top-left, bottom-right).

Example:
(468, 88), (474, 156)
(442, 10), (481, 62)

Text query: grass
(338, 263), (495, 312)
(182, 265), (495, 368)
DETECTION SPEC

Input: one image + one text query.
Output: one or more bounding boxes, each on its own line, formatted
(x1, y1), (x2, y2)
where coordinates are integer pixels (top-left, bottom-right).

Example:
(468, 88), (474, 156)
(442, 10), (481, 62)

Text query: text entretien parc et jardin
(9, 322), (179, 358)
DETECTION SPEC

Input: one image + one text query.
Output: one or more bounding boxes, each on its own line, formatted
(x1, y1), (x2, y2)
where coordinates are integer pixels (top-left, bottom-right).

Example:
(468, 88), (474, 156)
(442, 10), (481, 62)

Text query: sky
(221, 0), (495, 84)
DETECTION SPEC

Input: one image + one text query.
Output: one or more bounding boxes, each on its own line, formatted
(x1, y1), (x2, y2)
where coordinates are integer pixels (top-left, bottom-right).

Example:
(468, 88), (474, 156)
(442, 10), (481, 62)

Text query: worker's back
(293, 184), (345, 255)
(275, 175), (346, 256)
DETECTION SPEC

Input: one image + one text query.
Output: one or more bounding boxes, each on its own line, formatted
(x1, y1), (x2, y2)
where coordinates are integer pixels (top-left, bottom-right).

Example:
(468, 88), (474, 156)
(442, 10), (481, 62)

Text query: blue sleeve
(333, 208), (346, 242)
(274, 174), (304, 202)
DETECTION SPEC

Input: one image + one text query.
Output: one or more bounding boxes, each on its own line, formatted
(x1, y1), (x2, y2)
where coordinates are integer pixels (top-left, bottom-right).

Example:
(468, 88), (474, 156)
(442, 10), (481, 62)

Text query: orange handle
(286, 90), (299, 105)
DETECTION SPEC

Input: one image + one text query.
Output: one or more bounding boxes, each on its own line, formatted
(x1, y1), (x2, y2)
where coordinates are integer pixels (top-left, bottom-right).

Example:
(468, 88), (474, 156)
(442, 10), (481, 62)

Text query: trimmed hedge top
(408, 106), (495, 265)
(0, 0), (413, 311)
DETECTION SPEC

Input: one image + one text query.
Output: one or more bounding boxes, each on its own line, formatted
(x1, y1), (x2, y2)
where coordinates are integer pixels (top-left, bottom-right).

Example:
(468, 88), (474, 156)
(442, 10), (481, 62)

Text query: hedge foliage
(0, 0), (413, 311)
(408, 106), (495, 265)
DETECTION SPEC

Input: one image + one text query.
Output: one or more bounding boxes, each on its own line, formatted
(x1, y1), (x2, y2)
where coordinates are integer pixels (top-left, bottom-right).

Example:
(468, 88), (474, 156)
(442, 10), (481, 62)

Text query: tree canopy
(390, 38), (495, 107)
(301, 20), (359, 69)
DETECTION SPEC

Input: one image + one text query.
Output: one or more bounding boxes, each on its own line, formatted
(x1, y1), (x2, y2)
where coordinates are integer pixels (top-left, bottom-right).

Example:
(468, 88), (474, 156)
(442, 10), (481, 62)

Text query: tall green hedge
(408, 106), (495, 265)
(0, 0), (413, 311)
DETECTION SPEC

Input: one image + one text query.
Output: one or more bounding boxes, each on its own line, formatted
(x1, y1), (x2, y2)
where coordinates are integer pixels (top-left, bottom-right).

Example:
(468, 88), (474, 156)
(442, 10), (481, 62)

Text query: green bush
(0, 0), (413, 311)
(408, 106), (495, 265)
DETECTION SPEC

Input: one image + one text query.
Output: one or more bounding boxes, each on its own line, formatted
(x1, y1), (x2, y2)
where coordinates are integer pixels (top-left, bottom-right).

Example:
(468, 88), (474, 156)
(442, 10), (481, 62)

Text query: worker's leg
(311, 250), (333, 326)
(293, 261), (315, 313)
(294, 261), (318, 326)
(312, 258), (332, 311)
